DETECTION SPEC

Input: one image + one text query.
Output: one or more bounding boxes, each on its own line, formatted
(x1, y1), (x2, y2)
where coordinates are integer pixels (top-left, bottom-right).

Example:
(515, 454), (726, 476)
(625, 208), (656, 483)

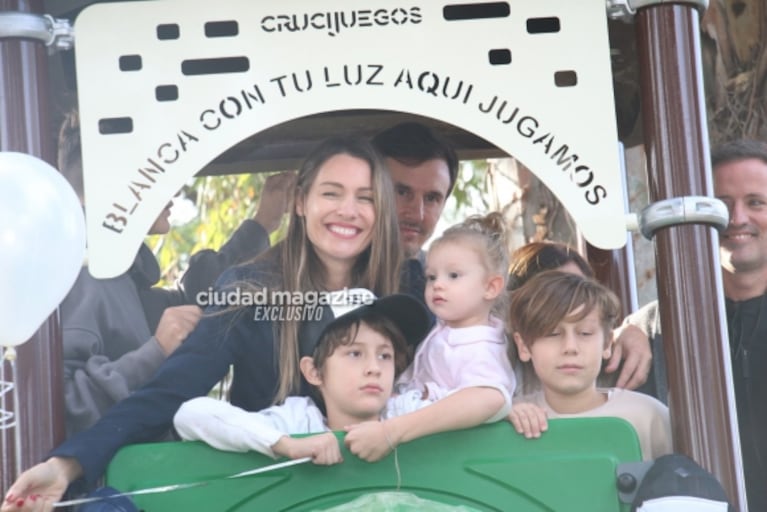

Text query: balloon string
(392, 446), (401, 491)
(0, 347), (16, 430)
(382, 421), (402, 491)
(0, 346), (22, 477)
(0, 348), (10, 483)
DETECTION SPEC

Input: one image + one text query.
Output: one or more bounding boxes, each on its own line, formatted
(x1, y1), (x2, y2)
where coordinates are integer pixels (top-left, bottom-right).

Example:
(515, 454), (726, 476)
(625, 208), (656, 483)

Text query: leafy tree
(146, 172), (287, 287)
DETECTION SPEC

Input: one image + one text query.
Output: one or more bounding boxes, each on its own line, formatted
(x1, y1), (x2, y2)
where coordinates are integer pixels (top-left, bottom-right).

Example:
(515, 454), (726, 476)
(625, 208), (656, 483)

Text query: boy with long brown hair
(507, 271), (671, 460)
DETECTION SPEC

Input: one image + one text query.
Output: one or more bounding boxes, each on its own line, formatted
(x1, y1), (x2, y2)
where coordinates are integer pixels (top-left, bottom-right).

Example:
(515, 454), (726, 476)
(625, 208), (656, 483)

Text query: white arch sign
(75, 0), (627, 278)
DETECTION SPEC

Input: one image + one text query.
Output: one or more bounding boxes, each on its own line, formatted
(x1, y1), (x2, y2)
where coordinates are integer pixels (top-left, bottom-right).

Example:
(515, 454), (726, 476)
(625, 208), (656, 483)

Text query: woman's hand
(508, 403), (548, 438)
(272, 432), (343, 465)
(2, 457), (81, 512)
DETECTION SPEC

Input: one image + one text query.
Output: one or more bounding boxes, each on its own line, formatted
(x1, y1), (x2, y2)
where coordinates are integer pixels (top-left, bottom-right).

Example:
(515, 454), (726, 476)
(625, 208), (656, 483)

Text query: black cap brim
(298, 294), (431, 358)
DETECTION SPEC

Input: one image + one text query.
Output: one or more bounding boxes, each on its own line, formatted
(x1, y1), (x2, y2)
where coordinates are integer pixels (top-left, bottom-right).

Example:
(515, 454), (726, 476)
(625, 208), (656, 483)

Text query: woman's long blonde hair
(272, 135), (401, 402)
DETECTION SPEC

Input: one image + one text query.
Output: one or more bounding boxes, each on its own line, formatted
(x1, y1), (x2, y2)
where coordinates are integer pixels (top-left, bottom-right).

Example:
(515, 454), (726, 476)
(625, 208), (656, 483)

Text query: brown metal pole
(635, 4), (746, 509)
(586, 244), (638, 319)
(0, 0), (65, 495)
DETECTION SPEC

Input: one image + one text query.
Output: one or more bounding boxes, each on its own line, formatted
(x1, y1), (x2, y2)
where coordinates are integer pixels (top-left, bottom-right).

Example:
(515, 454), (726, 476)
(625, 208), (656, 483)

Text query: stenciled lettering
(102, 130), (199, 235)
(477, 95), (520, 124)
(270, 70), (313, 97)
(323, 64), (384, 88)
(585, 185), (607, 205)
(476, 93), (609, 205)
(517, 116), (538, 138)
(261, 7), (422, 37)
(551, 144), (579, 172)
(394, 69), (473, 104)
(102, 212), (127, 234)
(199, 85), (266, 131)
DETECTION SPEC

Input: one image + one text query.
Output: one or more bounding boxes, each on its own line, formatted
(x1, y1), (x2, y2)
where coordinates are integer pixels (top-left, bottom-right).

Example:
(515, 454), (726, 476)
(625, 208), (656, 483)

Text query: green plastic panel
(107, 417), (641, 511)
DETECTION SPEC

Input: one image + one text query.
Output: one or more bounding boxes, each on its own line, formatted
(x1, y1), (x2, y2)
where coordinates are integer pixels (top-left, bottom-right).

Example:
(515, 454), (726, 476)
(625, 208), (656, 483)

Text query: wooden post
(635, 3), (747, 508)
(0, 0), (65, 494)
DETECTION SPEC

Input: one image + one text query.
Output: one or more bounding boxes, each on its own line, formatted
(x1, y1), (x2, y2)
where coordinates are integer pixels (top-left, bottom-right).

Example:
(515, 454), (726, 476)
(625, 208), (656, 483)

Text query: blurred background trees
(703, 0), (766, 143)
(147, 173), (281, 286)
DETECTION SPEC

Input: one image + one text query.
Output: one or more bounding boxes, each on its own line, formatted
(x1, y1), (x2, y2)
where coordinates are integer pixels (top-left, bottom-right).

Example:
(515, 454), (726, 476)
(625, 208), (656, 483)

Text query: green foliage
(146, 172), (274, 287)
(452, 160), (493, 212)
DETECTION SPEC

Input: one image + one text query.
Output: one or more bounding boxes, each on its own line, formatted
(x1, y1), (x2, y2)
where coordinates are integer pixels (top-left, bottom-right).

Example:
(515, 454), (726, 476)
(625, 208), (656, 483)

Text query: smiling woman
(296, 153), (376, 281)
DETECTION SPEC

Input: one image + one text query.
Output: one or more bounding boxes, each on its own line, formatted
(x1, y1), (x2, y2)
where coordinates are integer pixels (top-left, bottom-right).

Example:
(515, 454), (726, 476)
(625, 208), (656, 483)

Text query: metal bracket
(0, 12), (74, 51)
(626, 196), (729, 240)
(607, 0), (710, 22)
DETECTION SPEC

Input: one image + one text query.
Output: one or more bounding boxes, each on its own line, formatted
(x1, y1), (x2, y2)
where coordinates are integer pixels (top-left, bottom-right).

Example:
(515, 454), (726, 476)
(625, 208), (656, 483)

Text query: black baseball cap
(631, 454), (735, 512)
(298, 289), (431, 358)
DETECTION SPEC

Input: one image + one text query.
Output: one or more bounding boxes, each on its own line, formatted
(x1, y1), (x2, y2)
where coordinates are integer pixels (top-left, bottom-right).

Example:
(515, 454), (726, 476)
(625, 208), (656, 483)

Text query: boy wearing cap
(173, 293), (432, 465)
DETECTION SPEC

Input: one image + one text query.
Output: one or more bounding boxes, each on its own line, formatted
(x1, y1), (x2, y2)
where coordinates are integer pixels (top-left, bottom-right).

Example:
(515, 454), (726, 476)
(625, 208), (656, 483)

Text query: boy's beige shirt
(517, 388), (672, 460)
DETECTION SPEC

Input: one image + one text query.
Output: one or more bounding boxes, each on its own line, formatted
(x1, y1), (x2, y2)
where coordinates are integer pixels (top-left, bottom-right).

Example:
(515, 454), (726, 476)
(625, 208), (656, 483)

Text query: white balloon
(0, 152), (86, 347)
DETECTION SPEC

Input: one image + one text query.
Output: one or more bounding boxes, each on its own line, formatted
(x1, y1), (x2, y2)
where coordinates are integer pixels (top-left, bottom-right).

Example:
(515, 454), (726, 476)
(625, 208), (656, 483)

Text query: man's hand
(344, 421), (395, 462)
(253, 171), (297, 234)
(154, 305), (203, 355)
(508, 403), (548, 438)
(605, 324), (652, 389)
(272, 433), (342, 465)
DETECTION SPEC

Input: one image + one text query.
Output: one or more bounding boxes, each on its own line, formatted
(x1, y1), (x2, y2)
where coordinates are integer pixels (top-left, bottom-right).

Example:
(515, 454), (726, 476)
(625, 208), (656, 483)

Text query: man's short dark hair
(372, 121), (459, 194)
(712, 139), (767, 169)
